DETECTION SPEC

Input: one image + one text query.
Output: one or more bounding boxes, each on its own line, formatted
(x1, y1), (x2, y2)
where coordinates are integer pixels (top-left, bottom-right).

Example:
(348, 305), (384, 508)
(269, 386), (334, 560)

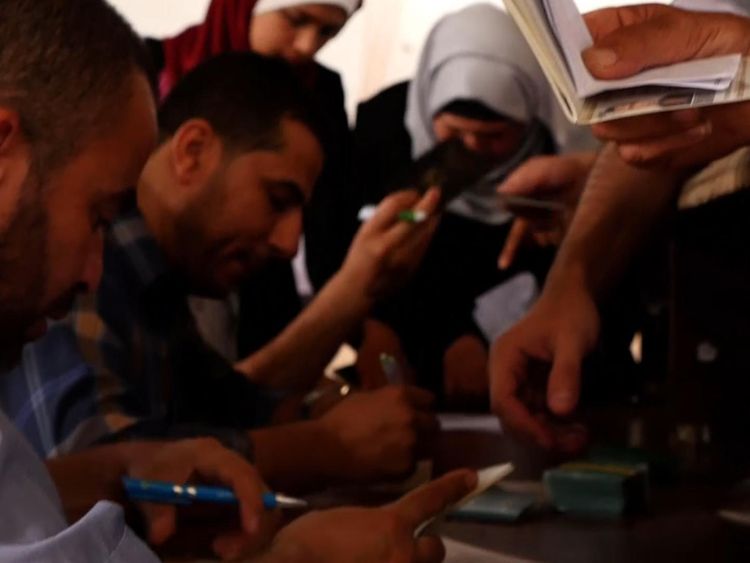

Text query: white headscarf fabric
(254, 0), (361, 16)
(405, 3), (593, 224)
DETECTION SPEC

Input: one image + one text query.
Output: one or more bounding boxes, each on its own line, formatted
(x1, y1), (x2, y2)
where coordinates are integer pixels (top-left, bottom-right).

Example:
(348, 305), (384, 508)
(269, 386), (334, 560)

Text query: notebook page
(541, 0), (740, 97)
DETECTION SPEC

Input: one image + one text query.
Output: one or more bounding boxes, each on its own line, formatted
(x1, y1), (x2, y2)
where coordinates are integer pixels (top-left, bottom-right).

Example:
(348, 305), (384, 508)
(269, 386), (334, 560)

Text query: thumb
(582, 8), (735, 80)
(546, 337), (583, 417)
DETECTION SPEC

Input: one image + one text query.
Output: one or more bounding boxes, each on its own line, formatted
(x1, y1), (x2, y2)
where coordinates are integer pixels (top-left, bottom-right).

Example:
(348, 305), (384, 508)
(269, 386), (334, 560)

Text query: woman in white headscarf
(405, 3), (591, 225)
(358, 3), (596, 406)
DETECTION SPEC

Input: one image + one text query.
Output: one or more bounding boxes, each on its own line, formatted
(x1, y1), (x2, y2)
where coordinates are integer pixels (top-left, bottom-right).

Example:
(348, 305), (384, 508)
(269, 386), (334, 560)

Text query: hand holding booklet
(505, 0), (750, 124)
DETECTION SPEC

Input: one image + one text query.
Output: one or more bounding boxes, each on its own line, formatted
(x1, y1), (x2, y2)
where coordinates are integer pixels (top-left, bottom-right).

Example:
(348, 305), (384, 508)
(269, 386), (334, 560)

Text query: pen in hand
(358, 205), (429, 224)
(380, 353), (405, 385)
(123, 477), (309, 510)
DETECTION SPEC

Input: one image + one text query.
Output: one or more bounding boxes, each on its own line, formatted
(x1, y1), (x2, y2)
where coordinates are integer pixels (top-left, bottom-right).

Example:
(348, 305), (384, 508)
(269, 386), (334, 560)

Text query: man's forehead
(279, 119), (323, 168)
(239, 122), (321, 195)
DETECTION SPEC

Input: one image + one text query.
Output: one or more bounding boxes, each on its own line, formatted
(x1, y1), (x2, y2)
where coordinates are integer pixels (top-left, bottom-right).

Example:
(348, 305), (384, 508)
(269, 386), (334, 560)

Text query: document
(505, 0), (750, 124)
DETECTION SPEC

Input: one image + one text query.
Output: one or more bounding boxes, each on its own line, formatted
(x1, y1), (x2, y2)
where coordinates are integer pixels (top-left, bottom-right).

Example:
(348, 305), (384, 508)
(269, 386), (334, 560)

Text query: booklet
(505, 0), (750, 124)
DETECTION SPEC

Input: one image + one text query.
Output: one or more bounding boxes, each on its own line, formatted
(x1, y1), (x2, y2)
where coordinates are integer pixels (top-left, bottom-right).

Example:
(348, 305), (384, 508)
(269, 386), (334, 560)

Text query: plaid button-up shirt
(1, 202), (265, 459)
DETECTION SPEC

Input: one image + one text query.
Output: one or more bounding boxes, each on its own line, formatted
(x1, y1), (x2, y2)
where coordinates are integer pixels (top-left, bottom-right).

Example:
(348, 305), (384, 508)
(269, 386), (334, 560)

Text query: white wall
(109, 0), (210, 37)
(107, 0), (664, 37)
(316, 0), (671, 119)
(107, 0), (671, 119)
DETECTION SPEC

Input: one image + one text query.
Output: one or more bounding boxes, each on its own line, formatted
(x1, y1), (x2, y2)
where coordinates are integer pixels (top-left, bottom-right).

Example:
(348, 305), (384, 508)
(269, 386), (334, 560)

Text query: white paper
(473, 273), (539, 343)
(505, 0), (750, 124)
(456, 463), (516, 509)
(416, 463), (515, 536)
(541, 0), (740, 97)
(444, 538), (538, 563)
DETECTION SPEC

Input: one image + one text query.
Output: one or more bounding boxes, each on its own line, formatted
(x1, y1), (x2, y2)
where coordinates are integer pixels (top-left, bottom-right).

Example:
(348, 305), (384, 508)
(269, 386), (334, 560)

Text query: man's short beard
(0, 172), (48, 371)
(170, 171), (229, 295)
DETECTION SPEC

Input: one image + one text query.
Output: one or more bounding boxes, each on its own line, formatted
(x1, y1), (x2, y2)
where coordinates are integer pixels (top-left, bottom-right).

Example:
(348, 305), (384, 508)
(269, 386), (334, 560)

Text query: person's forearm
(236, 271), (372, 392)
(45, 441), (164, 523)
(250, 420), (346, 494)
(545, 143), (685, 301)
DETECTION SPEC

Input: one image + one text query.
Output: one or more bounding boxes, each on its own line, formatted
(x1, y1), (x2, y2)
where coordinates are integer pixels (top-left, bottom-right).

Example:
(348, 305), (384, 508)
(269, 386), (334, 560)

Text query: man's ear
(168, 119), (221, 187)
(0, 107), (29, 230)
(0, 109), (18, 150)
(0, 107), (23, 172)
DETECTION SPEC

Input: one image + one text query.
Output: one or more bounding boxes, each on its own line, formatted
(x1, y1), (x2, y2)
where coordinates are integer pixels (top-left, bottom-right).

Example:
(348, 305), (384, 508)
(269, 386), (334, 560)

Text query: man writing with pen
(4, 50), (446, 494)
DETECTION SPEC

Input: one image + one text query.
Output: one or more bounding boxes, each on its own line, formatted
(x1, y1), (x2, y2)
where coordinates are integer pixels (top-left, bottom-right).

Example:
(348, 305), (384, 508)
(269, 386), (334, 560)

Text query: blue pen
(123, 478), (308, 510)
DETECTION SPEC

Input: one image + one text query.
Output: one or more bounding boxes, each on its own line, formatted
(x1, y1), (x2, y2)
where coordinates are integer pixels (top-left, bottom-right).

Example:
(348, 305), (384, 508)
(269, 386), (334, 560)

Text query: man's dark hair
(159, 52), (319, 153)
(0, 0), (154, 176)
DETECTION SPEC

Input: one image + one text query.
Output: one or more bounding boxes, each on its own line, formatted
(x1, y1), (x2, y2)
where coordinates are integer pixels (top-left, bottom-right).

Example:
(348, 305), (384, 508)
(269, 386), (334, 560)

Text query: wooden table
(174, 424), (750, 562)
(434, 429), (750, 563)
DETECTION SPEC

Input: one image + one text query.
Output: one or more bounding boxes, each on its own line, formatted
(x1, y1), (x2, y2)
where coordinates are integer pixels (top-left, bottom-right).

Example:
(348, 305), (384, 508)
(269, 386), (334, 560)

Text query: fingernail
(687, 122), (712, 138)
(465, 471), (479, 489)
(549, 391), (575, 413)
(583, 47), (618, 69)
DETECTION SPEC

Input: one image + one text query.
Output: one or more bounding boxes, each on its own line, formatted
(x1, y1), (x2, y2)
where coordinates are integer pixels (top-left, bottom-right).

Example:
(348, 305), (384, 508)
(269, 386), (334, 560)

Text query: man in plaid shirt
(3, 52), (442, 492)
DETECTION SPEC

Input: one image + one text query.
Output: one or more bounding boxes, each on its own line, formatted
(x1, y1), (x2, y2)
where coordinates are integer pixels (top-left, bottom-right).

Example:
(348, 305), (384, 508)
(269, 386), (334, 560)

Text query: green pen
(398, 209), (429, 224)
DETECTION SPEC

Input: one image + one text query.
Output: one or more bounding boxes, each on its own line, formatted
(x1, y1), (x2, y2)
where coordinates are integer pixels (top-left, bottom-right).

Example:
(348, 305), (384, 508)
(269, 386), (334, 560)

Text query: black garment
(302, 64), (359, 291)
(353, 81), (413, 205)
(145, 38), (165, 76)
(670, 188), (750, 465)
(238, 258), (302, 354)
(238, 64), (357, 355)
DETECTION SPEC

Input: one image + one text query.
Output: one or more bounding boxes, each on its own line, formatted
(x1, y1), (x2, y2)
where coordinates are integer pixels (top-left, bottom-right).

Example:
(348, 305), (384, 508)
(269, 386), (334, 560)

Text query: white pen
(358, 205), (429, 224)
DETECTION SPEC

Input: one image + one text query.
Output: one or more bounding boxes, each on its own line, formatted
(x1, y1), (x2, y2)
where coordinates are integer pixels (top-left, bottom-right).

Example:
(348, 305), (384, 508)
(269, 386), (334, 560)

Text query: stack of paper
(506, 0), (750, 124)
